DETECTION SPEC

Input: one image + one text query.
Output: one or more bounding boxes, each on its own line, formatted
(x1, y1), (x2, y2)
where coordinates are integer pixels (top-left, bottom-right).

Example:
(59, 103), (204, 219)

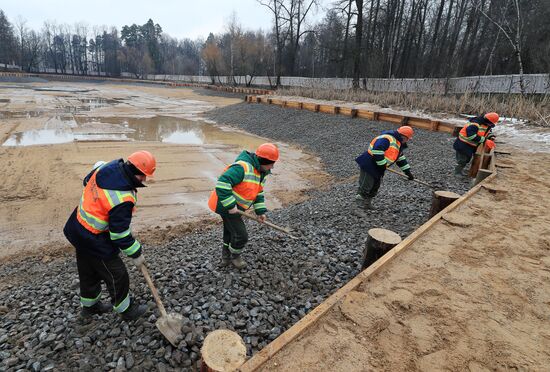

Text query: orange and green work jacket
(208, 150), (269, 216)
(356, 130), (410, 179)
(64, 159), (144, 259)
(454, 116), (495, 155)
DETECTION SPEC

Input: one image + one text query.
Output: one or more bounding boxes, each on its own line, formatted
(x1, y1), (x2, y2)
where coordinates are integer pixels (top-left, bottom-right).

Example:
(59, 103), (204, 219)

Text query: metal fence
(137, 73), (550, 94)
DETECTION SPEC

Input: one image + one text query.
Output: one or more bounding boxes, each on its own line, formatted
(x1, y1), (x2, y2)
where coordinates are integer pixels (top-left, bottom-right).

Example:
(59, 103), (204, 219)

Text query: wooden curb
(244, 95), (460, 134)
(238, 169), (497, 371)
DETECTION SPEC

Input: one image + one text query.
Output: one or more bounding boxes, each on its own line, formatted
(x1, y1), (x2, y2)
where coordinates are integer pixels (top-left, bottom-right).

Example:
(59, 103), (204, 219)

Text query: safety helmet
(397, 126), (414, 139)
(128, 150), (156, 176)
(484, 112), (499, 124)
(255, 143), (279, 162)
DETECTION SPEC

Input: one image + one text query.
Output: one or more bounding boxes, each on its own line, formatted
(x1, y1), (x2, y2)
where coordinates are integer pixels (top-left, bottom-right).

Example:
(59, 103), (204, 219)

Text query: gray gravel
(0, 102), (470, 371)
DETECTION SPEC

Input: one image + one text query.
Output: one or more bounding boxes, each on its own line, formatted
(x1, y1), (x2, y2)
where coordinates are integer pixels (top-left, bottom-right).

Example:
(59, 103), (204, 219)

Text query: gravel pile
(0, 102), (470, 371)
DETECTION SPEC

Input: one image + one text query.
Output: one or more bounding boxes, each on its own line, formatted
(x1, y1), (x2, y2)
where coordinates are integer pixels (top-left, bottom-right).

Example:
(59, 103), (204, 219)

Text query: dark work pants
(221, 214), (248, 255)
(357, 169), (382, 198)
(76, 250), (131, 313)
(455, 150), (473, 167)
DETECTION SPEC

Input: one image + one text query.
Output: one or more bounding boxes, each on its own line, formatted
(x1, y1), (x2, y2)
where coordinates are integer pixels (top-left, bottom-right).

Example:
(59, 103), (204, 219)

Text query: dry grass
(277, 87), (550, 126)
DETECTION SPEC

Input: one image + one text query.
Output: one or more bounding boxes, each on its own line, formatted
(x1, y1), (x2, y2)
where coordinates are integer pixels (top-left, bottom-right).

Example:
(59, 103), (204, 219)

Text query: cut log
(362, 228), (402, 270)
(429, 191), (461, 217)
(200, 330), (246, 372)
(481, 184), (508, 194)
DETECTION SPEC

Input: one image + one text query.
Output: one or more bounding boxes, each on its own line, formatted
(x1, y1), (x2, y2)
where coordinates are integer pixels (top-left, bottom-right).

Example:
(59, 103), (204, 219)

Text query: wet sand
(0, 82), (325, 261)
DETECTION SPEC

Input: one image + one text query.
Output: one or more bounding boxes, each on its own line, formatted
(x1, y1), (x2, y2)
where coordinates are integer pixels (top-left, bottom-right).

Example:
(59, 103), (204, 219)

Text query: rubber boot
(231, 254), (247, 269)
(454, 164), (465, 175)
(355, 194), (366, 209)
(221, 244), (231, 267)
(120, 301), (147, 321)
(364, 197), (374, 210)
(80, 301), (111, 319)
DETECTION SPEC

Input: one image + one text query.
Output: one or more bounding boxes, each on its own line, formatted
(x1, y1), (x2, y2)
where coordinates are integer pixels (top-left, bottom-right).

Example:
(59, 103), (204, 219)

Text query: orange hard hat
(255, 143), (279, 162)
(484, 112), (499, 124)
(128, 150), (156, 176)
(397, 126), (414, 139)
(485, 139), (496, 150)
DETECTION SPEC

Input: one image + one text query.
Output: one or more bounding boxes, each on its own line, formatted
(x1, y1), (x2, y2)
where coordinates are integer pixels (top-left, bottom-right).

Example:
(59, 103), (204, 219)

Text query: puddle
(495, 120), (550, 153)
(0, 110), (44, 118)
(3, 115), (265, 148)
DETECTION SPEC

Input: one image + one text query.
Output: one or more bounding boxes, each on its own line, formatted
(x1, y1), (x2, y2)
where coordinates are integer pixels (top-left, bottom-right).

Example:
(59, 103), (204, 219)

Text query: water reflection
(3, 129), (74, 146)
(3, 115), (265, 149)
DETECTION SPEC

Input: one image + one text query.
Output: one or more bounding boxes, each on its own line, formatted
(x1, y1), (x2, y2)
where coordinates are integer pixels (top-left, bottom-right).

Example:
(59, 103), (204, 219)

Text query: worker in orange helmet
(63, 150), (156, 322)
(208, 143), (279, 269)
(355, 126), (415, 210)
(453, 112), (499, 175)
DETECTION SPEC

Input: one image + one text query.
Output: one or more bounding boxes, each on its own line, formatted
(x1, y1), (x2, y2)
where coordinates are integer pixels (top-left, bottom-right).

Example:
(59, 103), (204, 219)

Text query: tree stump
(429, 191), (461, 217)
(200, 330), (246, 372)
(362, 228), (402, 270)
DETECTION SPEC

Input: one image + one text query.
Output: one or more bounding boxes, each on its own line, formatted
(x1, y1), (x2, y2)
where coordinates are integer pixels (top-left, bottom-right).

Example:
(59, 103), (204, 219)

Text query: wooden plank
(406, 117), (433, 130)
(302, 103), (320, 112)
(238, 170), (497, 372)
(318, 104), (339, 114)
(339, 107), (358, 117)
(270, 99), (284, 106)
(356, 109), (375, 120)
(285, 101), (303, 109)
(378, 112), (404, 124)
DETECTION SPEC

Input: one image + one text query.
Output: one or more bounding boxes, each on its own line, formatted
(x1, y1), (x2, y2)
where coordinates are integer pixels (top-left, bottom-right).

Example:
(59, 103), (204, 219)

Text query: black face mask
(258, 157), (275, 165)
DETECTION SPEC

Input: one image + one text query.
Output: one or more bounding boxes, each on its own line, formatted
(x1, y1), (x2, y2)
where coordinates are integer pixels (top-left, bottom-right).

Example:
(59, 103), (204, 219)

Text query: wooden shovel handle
(140, 264), (167, 317)
(387, 168), (434, 188)
(236, 210), (295, 237)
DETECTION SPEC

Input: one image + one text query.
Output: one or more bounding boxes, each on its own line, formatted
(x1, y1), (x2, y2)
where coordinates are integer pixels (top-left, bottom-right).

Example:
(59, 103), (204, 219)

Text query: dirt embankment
(259, 149), (550, 371)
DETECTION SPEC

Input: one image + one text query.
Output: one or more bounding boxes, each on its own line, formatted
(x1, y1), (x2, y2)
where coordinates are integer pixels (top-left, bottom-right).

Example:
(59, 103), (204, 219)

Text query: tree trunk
(200, 330), (246, 372)
(430, 191), (461, 217)
(352, 0), (363, 88)
(362, 228), (402, 269)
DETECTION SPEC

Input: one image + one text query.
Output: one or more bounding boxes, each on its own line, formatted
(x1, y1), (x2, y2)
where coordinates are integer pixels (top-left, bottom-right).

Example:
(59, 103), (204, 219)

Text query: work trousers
(357, 169), (382, 198)
(455, 150), (473, 167)
(221, 214), (248, 255)
(76, 250), (131, 314)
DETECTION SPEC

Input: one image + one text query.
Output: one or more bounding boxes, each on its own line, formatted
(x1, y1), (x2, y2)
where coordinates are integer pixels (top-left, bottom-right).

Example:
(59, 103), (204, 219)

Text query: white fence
(138, 73), (550, 94)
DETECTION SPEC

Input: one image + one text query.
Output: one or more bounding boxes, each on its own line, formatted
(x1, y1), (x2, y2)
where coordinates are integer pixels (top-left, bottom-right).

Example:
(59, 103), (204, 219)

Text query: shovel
(140, 265), (183, 346)
(236, 210), (300, 239)
(387, 168), (437, 189)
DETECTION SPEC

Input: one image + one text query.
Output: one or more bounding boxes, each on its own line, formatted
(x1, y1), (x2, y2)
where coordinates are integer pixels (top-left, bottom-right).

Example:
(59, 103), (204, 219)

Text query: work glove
(404, 170), (414, 181)
(487, 134), (496, 141)
(132, 254), (145, 268)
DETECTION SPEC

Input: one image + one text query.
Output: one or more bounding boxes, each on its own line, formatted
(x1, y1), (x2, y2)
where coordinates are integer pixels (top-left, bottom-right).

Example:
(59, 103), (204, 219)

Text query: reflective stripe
(104, 189), (136, 207)
(400, 164), (411, 171)
(122, 240), (141, 256)
(254, 202), (266, 210)
(370, 150), (385, 155)
(216, 181), (233, 190)
(376, 159), (387, 166)
(113, 294), (131, 313)
(80, 292), (101, 307)
(233, 190), (253, 209)
(368, 134), (401, 167)
(110, 228), (131, 240)
(397, 155), (407, 162)
(78, 200), (109, 232)
(459, 123), (489, 146)
(228, 243), (242, 254)
(223, 243), (229, 247)
(221, 196), (237, 207)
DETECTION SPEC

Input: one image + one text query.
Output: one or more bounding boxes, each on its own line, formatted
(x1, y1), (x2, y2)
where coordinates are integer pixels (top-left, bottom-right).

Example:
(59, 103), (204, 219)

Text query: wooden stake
(362, 228), (402, 270)
(429, 191), (461, 217)
(200, 330), (246, 372)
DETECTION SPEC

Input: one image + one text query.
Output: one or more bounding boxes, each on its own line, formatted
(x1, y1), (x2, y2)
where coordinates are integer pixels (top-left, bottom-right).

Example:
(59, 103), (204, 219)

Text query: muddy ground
(260, 150), (550, 371)
(0, 82), (323, 261)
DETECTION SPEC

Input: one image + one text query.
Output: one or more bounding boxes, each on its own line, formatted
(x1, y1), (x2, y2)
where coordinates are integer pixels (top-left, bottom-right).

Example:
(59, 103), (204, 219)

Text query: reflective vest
(367, 134), (401, 168)
(76, 168), (137, 234)
(459, 123), (489, 147)
(208, 160), (264, 212)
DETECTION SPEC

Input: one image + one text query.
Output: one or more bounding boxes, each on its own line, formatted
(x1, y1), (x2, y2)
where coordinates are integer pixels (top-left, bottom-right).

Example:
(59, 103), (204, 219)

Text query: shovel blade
(155, 313), (184, 346)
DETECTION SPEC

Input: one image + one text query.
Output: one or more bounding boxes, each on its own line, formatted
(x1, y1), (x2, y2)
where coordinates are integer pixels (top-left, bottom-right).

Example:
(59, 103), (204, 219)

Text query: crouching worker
(208, 143), (279, 269)
(453, 112), (499, 175)
(355, 126), (414, 210)
(63, 150), (156, 321)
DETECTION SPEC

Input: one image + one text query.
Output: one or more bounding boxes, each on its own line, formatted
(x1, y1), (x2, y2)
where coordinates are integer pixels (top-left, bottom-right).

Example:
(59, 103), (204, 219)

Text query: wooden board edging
(238, 170), (497, 372)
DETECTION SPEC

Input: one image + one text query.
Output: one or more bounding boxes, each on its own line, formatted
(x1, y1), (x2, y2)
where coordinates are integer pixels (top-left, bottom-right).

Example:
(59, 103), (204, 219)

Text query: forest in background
(0, 0), (549, 85)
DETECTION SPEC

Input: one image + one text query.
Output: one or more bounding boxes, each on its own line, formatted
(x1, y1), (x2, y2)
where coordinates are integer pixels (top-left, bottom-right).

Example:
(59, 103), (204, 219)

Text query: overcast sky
(2, 0), (329, 40)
